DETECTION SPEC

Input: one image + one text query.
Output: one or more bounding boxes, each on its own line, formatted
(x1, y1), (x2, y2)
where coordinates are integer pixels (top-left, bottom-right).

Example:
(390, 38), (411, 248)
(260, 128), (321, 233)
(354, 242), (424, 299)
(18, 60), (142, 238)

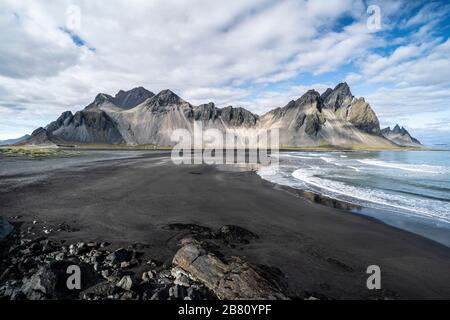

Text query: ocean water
(258, 151), (450, 246)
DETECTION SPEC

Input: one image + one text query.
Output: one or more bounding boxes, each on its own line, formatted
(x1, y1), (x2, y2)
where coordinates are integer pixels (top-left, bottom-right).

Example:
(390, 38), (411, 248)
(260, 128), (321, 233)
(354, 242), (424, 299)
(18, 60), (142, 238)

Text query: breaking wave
(357, 159), (448, 174)
(291, 168), (450, 224)
(258, 151), (450, 232)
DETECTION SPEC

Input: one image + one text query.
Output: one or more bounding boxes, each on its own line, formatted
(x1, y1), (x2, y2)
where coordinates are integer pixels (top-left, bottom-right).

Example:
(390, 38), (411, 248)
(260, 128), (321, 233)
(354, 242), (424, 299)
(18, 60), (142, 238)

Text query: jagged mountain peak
(334, 82), (352, 95)
(114, 87), (155, 109)
(85, 87), (155, 110)
(149, 89), (186, 106)
(381, 125), (422, 147)
(296, 89), (321, 103)
(157, 89), (180, 98)
(320, 88), (333, 100)
(56, 110), (74, 120)
(383, 124), (408, 135)
(322, 82), (353, 110)
(220, 105), (259, 126)
(116, 86), (149, 95)
(303, 89), (321, 97)
(392, 124), (407, 134)
(263, 89), (323, 121)
(85, 93), (115, 110)
(46, 111), (74, 133)
(292, 89), (323, 112)
(94, 93), (114, 104)
(184, 103), (258, 127)
(31, 127), (46, 136)
(222, 105), (255, 113)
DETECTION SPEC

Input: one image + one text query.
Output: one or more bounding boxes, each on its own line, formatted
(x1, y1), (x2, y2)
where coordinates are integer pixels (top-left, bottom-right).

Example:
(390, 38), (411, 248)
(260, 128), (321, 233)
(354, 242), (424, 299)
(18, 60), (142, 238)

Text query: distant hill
(381, 125), (422, 148)
(0, 134), (30, 145)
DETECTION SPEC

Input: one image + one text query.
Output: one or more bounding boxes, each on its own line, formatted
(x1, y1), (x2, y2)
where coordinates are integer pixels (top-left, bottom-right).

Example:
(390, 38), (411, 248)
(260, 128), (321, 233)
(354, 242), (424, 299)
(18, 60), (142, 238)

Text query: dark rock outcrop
(0, 224), (219, 300)
(296, 89), (323, 111)
(114, 87), (154, 109)
(305, 113), (326, 136)
(322, 82), (353, 110)
(320, 88), (333, 101)
(21, 127), (59, 146)
(46, 111), (74, 133)
(46, 110), (124, 144)
(85, 87), (155, 110)
(269, 89), (323, 120)
(264, 89), (326, 137)
(344, 97), (380, 135)
(147, 89), (186, 108)
(85, 93), (116, 110)
(173, 242), (288, 300)
(186, 104), (259, 127)
(20, 261), (100, 299)
(219, 106), (259, 127)
(190, 103), (221, 121)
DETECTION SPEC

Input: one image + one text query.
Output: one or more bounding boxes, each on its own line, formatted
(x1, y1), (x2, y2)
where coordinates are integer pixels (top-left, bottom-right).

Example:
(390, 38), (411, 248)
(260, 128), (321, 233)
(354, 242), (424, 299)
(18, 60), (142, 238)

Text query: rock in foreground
(173, 242), (288, 300)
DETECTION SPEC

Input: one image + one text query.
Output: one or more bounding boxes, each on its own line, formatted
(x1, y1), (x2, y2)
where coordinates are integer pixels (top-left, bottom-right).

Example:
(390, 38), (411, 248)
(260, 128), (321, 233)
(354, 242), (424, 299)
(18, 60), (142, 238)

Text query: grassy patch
(0, 146), (84, 158)
(62, 143), (173, 150)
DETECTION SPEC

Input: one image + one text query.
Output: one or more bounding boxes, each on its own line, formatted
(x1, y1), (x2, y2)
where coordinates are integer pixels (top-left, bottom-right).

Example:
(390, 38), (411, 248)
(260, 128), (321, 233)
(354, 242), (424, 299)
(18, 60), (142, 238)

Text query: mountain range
(381, 125), (422, 148)
(20, 83), (422, 148)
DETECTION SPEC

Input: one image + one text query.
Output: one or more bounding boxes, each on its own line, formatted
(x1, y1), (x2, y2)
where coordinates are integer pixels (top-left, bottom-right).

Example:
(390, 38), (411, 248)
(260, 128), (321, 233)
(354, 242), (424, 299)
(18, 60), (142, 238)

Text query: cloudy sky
(0, 0), (449, 145)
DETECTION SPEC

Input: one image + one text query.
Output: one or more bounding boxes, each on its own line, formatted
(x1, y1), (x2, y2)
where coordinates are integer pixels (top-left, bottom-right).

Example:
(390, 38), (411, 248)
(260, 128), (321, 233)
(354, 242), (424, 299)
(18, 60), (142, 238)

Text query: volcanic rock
(172, 243), (288, 300)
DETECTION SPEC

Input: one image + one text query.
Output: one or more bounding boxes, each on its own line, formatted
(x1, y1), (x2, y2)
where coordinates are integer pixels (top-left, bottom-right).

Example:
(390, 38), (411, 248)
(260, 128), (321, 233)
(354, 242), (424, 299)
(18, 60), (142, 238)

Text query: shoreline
(1, 151), (450, 299)
(262, 151), (450, 247)
(272, 181), (450, 249)
(259, 171), (450, 247)
(1, 144), (434, 152)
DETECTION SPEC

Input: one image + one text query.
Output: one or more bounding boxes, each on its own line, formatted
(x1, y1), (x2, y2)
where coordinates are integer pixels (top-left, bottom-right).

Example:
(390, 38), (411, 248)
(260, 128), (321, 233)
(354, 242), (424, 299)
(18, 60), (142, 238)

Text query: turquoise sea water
(258, 151), (450, 246)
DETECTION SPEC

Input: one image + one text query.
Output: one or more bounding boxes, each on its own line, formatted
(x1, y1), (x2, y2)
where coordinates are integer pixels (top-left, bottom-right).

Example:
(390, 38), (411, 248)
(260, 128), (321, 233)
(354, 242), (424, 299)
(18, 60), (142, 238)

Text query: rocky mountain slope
(44, 110), (124, 144)
(17, 128), (61, 147)
(85, 87), (155, 111)
(258, 83), (389, 147)
(21, 83), (421, 148)
(381, 125), (422, 147)
(105, 89), (259, 146)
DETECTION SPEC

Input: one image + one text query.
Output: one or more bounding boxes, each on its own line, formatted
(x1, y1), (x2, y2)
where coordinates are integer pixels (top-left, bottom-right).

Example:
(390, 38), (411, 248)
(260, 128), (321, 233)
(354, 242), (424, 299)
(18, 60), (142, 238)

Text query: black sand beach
(1, 151), (450, 299)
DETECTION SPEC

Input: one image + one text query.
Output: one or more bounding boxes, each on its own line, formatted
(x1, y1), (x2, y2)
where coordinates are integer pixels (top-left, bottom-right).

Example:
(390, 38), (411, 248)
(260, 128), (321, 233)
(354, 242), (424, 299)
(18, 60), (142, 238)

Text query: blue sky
(0, 0), (449, 146)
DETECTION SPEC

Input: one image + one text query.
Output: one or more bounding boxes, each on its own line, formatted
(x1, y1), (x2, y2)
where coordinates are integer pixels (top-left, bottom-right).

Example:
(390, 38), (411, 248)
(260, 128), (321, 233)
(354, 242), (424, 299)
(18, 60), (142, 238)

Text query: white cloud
(346, 3), (450, 135)
(402, 2), (450, 29)
(0, 0), (448, 141)
(355, 39), (450, 127)
(359, 40), (450, 86)
(0, 0), (376, 139)
(181, 87), (251, 107)
(287, 23), (379, 75)
(0, 1), (82, 78)
(367, 84), (450, 117)
(231, 83), (332, 115)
